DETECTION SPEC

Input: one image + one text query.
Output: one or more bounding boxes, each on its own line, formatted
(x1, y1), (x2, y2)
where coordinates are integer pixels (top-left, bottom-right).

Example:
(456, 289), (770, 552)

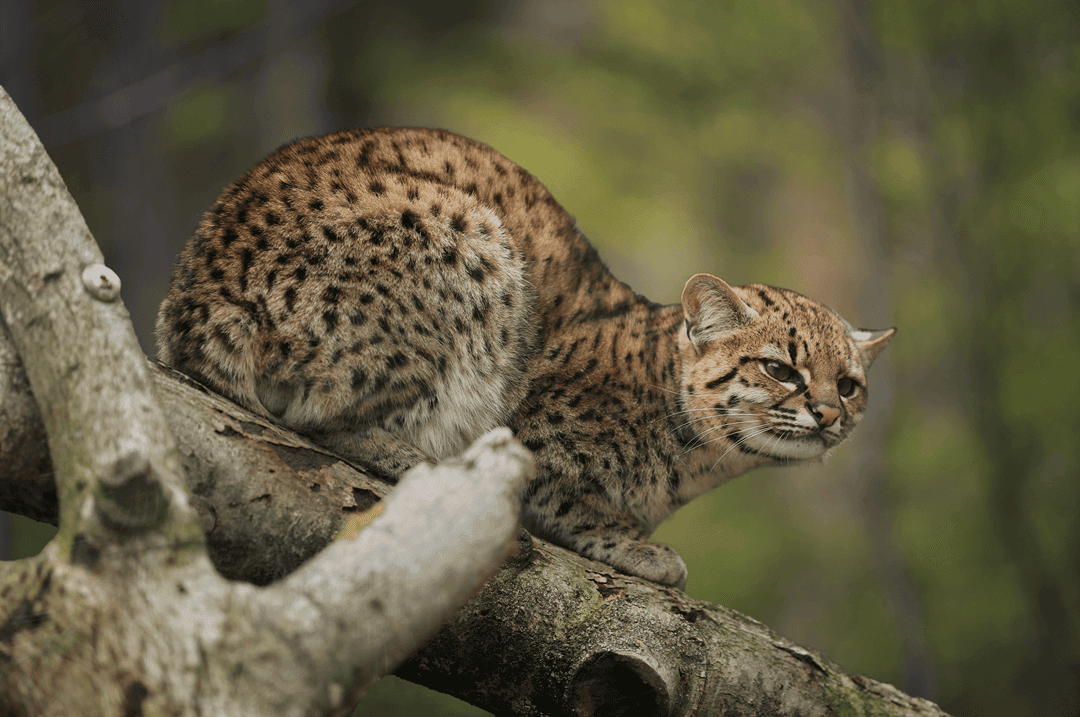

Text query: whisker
(710, 426), (774, 471)
(666, 408), (757, 420)
(657, 406), (757, 430)
(677, 420), (762, 457)
(678, 416), (759, 434)
(672, 415), (758, 433)
(662, 409), (758, 428)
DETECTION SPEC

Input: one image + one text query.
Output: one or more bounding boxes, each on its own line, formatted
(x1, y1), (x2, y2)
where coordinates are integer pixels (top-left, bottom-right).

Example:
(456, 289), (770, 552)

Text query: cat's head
(677, 273), (894, 465)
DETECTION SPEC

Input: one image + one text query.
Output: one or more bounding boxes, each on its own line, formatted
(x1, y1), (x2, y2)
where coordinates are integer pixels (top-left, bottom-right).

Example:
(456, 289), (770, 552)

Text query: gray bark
(0, 85), (952, 716)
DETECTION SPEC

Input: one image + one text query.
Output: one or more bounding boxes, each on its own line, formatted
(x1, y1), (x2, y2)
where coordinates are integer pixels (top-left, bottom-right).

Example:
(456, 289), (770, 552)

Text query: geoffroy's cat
(157, 127), (894, 588)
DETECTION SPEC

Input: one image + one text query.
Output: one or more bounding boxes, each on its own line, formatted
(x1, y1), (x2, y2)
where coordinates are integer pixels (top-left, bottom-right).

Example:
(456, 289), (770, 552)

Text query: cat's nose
(808, 403), (841, 428)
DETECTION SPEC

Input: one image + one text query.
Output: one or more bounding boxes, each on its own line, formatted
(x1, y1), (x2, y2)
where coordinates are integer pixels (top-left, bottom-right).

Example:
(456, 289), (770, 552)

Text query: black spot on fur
(212, 325), (237, 354)
(239, 247), (253, 281)
(323, 285), (343, 305)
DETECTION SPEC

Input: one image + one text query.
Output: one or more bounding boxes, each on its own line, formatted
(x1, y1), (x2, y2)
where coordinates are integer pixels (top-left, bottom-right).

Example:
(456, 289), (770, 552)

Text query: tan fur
(158, 128), (894, 588)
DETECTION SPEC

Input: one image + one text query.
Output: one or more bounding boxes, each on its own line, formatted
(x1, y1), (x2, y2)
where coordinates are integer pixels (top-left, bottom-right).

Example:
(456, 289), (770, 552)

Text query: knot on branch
(568, 649), (674, 717)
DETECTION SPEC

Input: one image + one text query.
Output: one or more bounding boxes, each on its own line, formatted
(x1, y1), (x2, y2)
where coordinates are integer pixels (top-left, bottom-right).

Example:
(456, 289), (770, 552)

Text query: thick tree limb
(0, 79), (189, 540)
(0, 339), (953, 716)
(0, 85), (529, 716)
(0, 84), (950, 716)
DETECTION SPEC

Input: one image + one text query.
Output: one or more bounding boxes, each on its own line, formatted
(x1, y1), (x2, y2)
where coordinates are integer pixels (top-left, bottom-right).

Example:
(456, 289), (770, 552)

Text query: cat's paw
(593, 539), (688, 590)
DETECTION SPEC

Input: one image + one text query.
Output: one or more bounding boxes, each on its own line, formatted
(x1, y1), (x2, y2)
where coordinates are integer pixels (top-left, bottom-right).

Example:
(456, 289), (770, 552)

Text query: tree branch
(0, 342), (952, 715)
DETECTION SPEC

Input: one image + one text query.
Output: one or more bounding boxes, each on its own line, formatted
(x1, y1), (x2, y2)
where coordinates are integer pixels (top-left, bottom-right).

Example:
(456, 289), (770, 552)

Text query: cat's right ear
(851, 327), (896, 367)
(681, 273), (758, 350)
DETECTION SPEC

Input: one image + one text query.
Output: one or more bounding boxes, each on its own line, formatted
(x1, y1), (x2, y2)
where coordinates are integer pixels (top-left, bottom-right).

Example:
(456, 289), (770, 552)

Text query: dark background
(1, 1), (1077, 715)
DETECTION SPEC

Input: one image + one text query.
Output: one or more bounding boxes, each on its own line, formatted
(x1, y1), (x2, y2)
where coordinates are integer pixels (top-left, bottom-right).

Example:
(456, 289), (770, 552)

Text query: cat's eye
(764, 360), (797, 383)
(837, 376), (856, 397)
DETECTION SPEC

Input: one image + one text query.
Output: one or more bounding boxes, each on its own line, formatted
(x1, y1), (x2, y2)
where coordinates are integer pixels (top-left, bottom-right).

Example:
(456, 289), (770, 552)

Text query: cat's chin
(741, 429), (830, 462)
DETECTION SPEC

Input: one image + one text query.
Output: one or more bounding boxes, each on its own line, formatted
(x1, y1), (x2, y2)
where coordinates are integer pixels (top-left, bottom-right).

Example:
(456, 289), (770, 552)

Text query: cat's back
(156, 128), (546, 459)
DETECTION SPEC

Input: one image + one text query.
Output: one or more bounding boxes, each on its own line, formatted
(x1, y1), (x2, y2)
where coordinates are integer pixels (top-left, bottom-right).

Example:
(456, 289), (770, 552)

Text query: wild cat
(157, 127), (894, 588)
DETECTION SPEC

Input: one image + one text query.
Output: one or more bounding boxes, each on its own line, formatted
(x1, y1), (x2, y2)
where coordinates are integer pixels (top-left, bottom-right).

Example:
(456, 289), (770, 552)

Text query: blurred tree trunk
(0, 0), (37, 562)
(835, 0), (936, 700)
(939, 13), (1080, 716)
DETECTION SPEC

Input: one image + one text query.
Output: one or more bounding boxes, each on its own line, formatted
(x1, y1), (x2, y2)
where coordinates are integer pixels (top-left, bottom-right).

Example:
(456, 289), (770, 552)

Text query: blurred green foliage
(6, 0), (1078, 715)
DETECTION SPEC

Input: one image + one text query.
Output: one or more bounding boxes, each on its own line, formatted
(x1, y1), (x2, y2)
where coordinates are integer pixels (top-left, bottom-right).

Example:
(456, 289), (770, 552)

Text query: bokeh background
(1, 1), (1077, 715)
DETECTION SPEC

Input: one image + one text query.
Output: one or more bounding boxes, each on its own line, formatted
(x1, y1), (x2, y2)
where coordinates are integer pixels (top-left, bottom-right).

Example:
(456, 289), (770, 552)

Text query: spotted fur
(157, 128), (894, 588)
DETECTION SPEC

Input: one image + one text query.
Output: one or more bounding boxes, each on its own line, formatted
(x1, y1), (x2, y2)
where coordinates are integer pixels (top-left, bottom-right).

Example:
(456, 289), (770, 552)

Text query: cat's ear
(851, 327), (896, 367)
(681, 273), (758, 349)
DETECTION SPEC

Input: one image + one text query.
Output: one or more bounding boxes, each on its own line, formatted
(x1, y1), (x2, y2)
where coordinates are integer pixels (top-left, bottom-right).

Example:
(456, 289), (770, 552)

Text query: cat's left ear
(681, 273), (758, 349)
(851, 327), (896, 367)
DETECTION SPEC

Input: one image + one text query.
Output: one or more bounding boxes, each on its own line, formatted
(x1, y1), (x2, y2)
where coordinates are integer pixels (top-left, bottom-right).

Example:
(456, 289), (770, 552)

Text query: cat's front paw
(592, 539), (688, 590)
